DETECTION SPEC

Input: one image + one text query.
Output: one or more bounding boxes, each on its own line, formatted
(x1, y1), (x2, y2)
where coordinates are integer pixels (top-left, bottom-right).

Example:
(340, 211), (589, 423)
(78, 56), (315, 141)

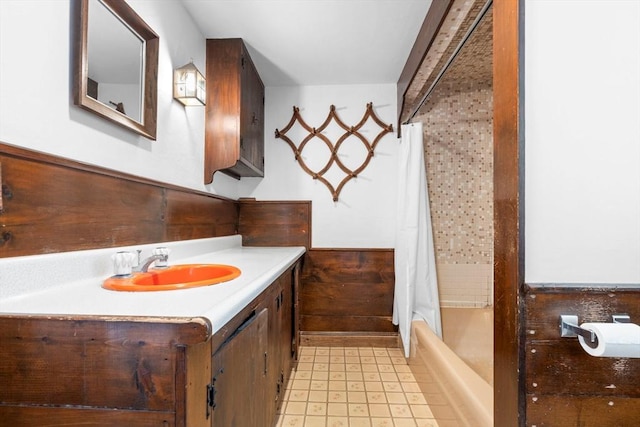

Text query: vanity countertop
(0, 235), (305, 335)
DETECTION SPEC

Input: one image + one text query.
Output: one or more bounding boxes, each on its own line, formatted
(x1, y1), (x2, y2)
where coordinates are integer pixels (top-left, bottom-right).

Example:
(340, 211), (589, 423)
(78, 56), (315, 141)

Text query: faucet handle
(152, 247), (170, 268)
(112, 251), (137, 277)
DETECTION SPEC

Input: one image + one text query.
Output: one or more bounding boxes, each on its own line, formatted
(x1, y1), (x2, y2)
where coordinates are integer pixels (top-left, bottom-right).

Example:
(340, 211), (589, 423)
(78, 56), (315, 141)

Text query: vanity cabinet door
(207, 261), (302, 426)
(266, 269), (296, 418)
(279, 268), (295, 390)
(205, 38), (265, 183)
(211, 308), (269, 427)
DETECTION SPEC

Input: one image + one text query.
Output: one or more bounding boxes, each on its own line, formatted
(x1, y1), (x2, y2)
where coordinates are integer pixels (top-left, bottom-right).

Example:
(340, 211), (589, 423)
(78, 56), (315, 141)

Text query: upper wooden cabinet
(205, 38), (265, 183)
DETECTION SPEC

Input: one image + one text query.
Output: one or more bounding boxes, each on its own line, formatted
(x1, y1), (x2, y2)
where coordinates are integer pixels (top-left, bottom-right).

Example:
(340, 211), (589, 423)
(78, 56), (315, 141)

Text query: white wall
(5, 1), (638, 264)
(0, 0), (239, 198)
(0, 2), (399, 249)
(240, 84), (399, 248)
(525, 0), (640, 283)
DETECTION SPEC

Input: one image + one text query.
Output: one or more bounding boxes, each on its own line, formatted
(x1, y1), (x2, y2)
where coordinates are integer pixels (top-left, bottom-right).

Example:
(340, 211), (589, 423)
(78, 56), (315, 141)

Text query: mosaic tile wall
(420, 82), (493, 264)
(414, 7), (494, 307)
(419, 81), (493, 307)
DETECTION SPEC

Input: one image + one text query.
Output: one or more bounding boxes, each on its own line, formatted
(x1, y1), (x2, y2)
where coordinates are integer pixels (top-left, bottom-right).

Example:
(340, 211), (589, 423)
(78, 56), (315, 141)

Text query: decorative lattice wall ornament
(275, 103), (393, 201)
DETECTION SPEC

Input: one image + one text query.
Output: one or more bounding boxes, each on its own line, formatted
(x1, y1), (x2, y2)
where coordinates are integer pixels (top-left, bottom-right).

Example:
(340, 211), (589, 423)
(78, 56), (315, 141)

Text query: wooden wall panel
(301, 315), (394, 333)
(164, 188), (238, 241)
(238, 199), (311, 249)
(238, 199), (395, 336)
(0, 142), (238, 257)
(300, 249), (396, 333)
(526, 396), (640, 427)
(238, 200), (397, 345)
(0, 155), (165, 256)
(524, 284), (640, 426)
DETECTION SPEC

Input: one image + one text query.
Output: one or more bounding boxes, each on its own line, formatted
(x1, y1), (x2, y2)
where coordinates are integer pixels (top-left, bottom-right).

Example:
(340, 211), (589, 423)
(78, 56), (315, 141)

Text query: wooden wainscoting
(238, 200), (398, 348)
(525, 283), (640, 427)
(238, 199), (311, 249)
(164, 188), (237, 241)
(0, 142), (238, 257)
(300, 249), (398, 347)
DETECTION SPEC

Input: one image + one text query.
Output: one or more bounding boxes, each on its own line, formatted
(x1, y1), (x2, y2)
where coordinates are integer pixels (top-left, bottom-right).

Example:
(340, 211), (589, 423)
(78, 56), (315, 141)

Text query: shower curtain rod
(403, 0), (493, 125)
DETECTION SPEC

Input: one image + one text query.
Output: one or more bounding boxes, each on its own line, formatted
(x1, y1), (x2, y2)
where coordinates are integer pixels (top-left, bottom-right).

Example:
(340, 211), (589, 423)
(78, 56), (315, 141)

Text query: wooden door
(266, 283), (283, 422)
(279, 270), (294, 390)
(239, 45), (264, 175)
(211, 308), (269, 427)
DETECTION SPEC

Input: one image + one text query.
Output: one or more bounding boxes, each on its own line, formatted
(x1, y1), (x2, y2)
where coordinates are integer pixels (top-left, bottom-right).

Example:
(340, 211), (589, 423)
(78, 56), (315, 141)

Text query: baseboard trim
(300, 332), (401, 348)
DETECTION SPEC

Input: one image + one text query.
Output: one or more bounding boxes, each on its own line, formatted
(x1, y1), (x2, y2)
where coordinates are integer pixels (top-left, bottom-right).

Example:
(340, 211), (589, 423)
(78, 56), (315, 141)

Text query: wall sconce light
(173, 61), (206, 106)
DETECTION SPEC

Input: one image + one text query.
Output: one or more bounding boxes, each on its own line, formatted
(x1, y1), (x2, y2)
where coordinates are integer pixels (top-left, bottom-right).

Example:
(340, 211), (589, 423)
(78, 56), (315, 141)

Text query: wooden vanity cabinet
(0, 260), (301, 427)
(205, 38), (265, 183)
(0, 316), (212, 427)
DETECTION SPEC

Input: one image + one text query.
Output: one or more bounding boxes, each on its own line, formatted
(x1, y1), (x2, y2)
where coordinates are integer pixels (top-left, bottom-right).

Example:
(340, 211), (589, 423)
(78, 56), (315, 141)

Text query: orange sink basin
(103, 264), (241, 292)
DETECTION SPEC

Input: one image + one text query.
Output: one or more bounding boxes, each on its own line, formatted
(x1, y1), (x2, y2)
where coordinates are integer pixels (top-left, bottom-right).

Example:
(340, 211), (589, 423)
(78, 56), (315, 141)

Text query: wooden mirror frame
(73, 0), (159, 140)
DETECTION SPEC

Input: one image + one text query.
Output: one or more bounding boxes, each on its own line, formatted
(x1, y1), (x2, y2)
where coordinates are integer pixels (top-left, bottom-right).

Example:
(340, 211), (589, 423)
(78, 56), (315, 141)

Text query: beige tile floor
(276, 346), (440, 427)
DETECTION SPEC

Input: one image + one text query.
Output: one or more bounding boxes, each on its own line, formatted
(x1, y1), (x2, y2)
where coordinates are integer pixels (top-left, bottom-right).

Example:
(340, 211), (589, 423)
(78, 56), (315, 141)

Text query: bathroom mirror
(73, 0), (159, 140)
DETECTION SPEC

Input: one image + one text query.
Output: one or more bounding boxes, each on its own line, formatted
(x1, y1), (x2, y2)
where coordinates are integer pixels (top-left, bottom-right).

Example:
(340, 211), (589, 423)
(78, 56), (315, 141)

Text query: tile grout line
(276, 346), (440, 427)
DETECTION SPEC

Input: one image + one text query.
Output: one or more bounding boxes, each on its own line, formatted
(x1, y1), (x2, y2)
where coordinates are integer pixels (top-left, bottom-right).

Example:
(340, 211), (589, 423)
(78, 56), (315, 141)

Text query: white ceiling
(180, 0), (433, 87)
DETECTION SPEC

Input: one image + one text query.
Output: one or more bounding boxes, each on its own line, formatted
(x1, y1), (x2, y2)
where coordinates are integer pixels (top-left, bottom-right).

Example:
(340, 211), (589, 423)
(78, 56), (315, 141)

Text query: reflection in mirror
(87, 0), (144, 121)
(73, 0), (159, 140)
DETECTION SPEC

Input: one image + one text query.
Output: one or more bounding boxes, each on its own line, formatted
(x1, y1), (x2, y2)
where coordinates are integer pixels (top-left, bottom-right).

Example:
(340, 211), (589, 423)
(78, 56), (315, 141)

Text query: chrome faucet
(136, 247), (170, 272)
(112, 247), (170, 277)
(137, 253), (169, 272)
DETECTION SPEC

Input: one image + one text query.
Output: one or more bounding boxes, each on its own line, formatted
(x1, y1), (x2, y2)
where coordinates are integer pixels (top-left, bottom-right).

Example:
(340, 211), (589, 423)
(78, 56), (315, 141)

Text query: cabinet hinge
(276, 369), (285, 401)
(241, 56), (245, 69)
(206, 383), (216, 418)
(206, 368), (223, 418)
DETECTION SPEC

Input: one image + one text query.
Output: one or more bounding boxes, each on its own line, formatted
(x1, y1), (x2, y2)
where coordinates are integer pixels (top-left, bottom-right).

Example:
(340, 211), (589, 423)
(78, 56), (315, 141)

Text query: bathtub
(408, 309), (493, 427)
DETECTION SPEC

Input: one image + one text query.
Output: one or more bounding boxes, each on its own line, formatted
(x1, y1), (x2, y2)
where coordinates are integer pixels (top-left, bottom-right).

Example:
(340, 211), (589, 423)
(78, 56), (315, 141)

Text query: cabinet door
(239, 49), (265, 176)
(279, 270), (294, 384)
(205, 38), (264, 182)
(266, 282), (283, 421)
(267, 270), (295, 416)
(211, 308), (269, 427)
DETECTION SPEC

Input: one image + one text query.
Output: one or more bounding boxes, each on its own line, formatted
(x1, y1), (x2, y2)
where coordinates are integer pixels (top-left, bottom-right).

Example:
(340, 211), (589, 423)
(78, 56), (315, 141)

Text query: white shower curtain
(393, 122), (442, 357)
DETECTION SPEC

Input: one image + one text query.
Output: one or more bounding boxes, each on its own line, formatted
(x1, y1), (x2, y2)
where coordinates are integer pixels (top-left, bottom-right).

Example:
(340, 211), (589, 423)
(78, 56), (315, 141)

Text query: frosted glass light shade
(173, 62), (205, 106)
